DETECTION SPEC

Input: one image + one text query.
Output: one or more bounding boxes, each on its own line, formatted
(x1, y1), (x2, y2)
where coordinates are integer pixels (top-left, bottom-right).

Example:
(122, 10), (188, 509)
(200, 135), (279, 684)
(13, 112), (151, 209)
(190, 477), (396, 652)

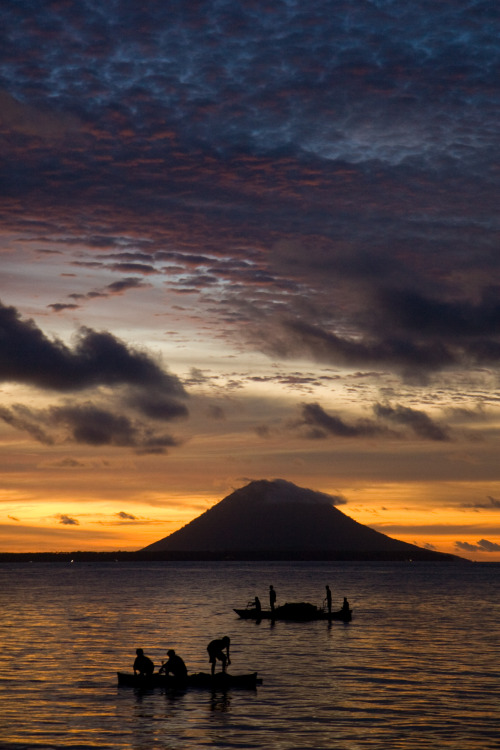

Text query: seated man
(207, 636), (231, 675)
(159, 649), (188, 680)
(133, 648), (154, 676)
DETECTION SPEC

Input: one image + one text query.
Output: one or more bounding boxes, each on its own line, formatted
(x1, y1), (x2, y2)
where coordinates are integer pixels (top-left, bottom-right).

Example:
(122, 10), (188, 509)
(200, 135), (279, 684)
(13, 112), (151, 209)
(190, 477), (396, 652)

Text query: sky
(1, 0), (500, 560)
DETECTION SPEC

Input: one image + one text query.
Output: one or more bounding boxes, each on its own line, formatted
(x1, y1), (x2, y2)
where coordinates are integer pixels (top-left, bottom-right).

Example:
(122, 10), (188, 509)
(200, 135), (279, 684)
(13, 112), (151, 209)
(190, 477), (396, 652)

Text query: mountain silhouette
(141, 479), (463, 561)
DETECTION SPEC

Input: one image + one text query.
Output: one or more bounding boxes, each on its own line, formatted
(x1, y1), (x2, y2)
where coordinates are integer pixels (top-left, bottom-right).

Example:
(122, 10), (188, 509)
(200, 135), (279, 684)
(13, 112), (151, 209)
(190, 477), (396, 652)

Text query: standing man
(269, 584), (276, 614)
(325, 585), (332, 616)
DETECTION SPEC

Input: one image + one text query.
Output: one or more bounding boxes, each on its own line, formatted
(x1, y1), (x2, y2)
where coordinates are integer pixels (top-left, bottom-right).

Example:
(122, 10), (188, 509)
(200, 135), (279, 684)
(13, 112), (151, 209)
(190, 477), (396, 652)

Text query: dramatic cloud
(0, 301), (187, 398)
(1, 1), (500, 556)
(373, 403), (451, 442)
(0, 402), (183, 454)
(299, 402), (385, 439)
(259, 320), (457, 382)
(297, 401), (449, 442)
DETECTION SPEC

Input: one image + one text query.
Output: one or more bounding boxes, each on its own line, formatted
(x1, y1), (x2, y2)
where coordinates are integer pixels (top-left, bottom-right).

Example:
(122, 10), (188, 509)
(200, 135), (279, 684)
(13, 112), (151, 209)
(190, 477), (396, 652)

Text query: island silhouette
(141, 479), (463, 562)
(0, 479), (466, 562)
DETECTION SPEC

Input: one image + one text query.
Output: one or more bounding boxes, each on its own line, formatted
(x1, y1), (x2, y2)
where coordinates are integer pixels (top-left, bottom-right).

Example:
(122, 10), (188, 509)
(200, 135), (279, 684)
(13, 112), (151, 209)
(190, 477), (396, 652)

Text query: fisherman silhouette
(207, 636), (231, 675)
(159, 649), (188, 680)
(342, 597), (350, 613)
(254, 596), (261, 616)
(269, 585), (276, 613)
(133, 648), (154, 676)
(325, 585), (332, 615)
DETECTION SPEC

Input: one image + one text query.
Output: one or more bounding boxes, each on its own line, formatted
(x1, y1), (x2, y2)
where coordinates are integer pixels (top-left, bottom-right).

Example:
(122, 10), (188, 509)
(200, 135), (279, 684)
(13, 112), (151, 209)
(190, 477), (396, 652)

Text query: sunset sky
(2, 1), (500, 560)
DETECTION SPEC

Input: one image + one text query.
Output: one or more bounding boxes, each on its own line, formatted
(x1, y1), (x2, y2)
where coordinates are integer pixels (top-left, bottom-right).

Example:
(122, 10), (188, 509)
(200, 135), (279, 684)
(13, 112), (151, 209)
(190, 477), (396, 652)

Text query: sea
(1, 560), (499, 750)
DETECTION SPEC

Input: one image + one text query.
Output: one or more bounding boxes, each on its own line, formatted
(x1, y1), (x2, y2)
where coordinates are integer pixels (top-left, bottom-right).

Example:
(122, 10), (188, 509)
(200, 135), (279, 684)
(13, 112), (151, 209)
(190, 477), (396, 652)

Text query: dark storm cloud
(0, 300), (187, 400)
(375, 288), (500, 339)
(373, 403), (451, 442)
(1, 1), (500, 380)
(126, 390), (189, 421)
(262, 320), (455, 381)
(0, 402), (182, 454)
(298, 401), (450, 441)
(0, 404), (54, 445)
(0, 301), (188, 451)
(299, 402), (387, 439)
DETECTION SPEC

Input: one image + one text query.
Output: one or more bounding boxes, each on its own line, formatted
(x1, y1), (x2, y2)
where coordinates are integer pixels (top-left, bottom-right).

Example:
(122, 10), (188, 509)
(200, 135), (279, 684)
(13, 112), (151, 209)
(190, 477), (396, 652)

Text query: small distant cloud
(48, 303), (80, 313)
(57, 514), (80, 526)
(460, 495), (500, 510)
(8, 515), (20, 522)
(187, 368), (209, 385)
(455, 538), (500, 553)
(255, 424), (271, 438)
(116, 511), (137, 520)
(206, 405), (226, 420)
(51, 457), (87, 469)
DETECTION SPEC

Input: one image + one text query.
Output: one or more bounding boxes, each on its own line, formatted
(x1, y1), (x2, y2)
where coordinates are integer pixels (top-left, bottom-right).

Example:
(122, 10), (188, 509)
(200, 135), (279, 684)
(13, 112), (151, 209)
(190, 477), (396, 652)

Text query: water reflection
(1, 561), (500, 749)
(208, 691), (231, 713)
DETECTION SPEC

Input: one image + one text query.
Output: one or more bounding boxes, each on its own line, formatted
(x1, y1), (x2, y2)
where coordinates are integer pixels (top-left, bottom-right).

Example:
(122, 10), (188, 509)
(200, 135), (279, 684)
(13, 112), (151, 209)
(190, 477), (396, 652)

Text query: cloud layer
(0, 302), (188, 453)
(1, 1), (500, 555)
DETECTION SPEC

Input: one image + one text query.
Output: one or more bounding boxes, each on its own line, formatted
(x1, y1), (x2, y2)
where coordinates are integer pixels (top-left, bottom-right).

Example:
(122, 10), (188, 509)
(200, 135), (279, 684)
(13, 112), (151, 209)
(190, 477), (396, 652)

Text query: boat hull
(117, 671), (262, 690)
(234, 602), (352, 622)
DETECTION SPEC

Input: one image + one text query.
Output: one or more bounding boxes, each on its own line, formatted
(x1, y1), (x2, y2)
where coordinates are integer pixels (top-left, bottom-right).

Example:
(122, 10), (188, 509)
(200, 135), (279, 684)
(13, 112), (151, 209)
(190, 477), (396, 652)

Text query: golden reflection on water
(1, 561), (500, 749)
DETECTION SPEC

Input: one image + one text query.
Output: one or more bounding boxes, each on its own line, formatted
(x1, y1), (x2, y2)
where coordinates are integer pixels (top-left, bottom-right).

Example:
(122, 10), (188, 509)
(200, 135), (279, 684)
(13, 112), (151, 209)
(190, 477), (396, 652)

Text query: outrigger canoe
(234, 601), (352, 622)
(117, 671), (262, 690)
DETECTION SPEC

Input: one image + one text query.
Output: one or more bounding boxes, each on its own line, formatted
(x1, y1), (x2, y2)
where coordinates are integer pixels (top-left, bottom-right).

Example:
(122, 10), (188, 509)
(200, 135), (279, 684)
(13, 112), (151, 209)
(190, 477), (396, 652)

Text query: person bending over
(207, 636), (231, 675)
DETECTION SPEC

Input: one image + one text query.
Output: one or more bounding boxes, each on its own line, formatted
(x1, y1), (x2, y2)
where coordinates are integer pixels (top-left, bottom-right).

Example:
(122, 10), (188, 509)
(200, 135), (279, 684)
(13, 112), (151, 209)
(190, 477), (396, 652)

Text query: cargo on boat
(234, 601), (352, 622)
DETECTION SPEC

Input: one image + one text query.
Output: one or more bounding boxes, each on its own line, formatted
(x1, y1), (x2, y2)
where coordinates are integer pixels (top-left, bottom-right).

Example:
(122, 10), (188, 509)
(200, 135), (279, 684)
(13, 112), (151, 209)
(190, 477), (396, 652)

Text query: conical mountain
(142, 479), (462, 561)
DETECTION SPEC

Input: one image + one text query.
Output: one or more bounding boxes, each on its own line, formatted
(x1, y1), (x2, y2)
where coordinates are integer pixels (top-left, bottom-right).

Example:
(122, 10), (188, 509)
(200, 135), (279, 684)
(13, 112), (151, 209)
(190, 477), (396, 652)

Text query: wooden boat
(117, 671), (262, 690)
(234, 601), (352, 622)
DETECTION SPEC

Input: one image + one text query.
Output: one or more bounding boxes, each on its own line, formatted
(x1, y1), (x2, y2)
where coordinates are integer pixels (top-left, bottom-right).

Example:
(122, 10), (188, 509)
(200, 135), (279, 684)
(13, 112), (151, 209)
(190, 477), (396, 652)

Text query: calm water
(1, 561), (499, 749)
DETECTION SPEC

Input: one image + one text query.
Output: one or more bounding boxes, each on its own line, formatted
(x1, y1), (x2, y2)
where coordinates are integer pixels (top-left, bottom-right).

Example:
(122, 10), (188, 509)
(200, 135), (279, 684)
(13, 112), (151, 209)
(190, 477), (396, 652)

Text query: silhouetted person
(207, 636), (231, 675)
(325, 585), (332, 615)
(269, 585), (276, 613)
(342, 597), (350, 613)
(159, 649), (188, 680)
(254, 596), (261, 616)
(133, 648), (154, 677)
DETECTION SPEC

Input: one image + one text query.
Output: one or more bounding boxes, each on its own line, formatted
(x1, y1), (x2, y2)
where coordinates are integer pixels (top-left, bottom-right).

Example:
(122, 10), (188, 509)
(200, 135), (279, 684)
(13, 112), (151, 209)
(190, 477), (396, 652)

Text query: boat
(234, 601), (352, 622)
(117, 671), (262, 690)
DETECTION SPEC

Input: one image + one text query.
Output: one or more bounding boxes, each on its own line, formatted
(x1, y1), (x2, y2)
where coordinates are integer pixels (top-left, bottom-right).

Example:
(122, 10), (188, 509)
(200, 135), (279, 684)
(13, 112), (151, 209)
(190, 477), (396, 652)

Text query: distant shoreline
(0, 550), (468, 562)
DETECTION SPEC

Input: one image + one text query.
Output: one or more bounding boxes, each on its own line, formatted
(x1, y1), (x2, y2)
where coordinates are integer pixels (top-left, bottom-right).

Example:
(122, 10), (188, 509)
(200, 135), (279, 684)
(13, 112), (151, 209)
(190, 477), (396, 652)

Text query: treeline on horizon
(0, 549), (467, 562)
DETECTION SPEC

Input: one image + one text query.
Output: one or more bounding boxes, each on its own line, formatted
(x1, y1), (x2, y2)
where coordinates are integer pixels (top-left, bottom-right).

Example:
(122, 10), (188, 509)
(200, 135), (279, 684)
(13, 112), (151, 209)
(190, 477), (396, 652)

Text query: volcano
(141, 479), (463, 561)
